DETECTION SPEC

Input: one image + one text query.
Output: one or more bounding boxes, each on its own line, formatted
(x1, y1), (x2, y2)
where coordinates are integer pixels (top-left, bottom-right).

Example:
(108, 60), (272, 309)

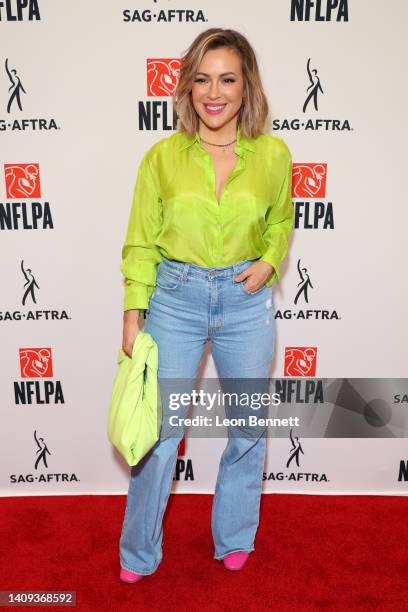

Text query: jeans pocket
(156, 269), (182, 290)
(240, 281), (267, 295)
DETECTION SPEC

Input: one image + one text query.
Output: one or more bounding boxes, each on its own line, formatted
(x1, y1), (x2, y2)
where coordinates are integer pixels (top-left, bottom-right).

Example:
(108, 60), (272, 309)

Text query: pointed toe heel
(120, 567), (144, 583)
(223, 551), (250, 571)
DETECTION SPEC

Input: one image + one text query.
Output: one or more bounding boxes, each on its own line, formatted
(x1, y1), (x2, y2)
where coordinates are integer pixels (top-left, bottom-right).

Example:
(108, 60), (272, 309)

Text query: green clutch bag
(108, 331), (162, 466)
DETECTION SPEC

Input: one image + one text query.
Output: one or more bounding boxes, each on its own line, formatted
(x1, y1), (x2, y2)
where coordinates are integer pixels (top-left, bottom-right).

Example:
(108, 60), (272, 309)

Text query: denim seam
(156, 272), (181, 290)
(210, 454), (223, 539)
(120, 557), (162, 577)
(181, 263), (190, 281)
(119, 444), (180, 577)
(161, 258), (256, 282)
(154, 444), (180, 551)
(119, 481), (134, 541)
(213, 547), (255, 561)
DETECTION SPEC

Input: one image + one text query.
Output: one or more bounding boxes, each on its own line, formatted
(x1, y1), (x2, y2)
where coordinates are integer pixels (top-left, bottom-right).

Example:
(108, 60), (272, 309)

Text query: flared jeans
(119, 257), (275, 575)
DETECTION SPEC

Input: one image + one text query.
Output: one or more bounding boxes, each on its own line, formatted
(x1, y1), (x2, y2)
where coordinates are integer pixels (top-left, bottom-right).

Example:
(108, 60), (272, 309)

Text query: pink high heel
(223, 551), (250, 570)
(119, 567), (144, 583)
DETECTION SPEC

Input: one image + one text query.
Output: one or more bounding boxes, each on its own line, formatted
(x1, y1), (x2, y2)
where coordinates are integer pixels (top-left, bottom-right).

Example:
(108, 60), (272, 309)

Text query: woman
(119, 28), (294, 582)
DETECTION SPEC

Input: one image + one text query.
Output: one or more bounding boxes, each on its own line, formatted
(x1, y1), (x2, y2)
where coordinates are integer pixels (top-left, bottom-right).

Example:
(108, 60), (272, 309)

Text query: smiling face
(191, 46), (245, 133)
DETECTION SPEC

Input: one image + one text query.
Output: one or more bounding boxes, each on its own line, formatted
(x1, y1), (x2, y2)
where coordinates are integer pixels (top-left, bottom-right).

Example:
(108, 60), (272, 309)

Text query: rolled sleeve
(260, 154), (294, 286)
(120, 152), (163, 311)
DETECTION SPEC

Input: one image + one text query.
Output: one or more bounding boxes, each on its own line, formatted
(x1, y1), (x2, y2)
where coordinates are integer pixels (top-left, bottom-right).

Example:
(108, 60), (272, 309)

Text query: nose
(207, 81), (221, 99)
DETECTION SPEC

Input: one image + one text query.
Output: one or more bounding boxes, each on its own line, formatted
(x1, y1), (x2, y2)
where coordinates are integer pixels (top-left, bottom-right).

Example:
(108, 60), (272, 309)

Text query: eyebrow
(195, 72), (238, 77)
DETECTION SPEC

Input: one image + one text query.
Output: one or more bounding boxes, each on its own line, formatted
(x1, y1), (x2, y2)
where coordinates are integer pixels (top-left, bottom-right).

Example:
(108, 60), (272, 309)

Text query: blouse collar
(179, 123), (256, 154)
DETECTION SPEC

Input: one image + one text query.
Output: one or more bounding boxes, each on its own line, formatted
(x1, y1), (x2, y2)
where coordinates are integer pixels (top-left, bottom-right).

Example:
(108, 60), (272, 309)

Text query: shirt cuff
(123, 281), (151, 311)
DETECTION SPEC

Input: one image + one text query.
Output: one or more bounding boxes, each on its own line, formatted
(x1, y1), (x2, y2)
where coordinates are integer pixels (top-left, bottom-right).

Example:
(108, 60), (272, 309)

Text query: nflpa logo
(284, 347), (317, 377)
(19, 348), (53, 378)
(147, 58), (180, 96)
(4, 163), (41, 199)
(292, 163), (327, 198)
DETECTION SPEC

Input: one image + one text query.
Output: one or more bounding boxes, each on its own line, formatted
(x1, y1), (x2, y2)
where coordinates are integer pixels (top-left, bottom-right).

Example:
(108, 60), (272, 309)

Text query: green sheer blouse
(121, 125), (294, 311)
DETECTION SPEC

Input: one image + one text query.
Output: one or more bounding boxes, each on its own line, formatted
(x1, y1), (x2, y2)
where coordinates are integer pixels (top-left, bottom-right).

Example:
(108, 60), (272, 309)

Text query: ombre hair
(174, 28), (269, 139)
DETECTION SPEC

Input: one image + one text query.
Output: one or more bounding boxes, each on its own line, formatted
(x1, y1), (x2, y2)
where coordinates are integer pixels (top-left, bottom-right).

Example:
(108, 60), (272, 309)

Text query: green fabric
(108, 331), (162, 466)
(121, 124), (294, 311)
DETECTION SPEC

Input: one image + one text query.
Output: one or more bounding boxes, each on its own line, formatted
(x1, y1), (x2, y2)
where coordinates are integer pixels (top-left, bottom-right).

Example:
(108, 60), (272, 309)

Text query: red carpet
(1, 493), (408, 611)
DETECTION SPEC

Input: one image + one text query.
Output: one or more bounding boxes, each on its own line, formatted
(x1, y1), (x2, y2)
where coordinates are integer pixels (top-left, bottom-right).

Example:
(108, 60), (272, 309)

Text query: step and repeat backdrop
(1, 1), (407, 496)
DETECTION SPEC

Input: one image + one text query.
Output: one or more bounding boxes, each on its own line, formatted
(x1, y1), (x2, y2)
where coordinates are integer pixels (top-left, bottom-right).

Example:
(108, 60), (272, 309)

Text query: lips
(203, 103), (227, 115)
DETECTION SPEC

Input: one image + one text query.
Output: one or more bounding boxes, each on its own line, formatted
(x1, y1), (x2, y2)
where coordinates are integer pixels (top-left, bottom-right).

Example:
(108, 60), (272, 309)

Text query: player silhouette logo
(286, 428), (304, 468)
(147, 58), (180, 97)
(19, 348), (52, 378)
(34, 430), (51, 470)
(5, 58), (26, 113)
(302, 58), (324, 113)
(284, 347), (317, 377)
(21, 260), (40, 305)
(4, 164), (40, 199)
(294, 258), (313, 305)
(292, 163), (326, 199)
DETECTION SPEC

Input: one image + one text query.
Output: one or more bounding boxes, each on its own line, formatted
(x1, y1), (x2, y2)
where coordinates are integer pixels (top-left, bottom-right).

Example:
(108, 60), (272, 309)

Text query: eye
(193, 77), (236, 84)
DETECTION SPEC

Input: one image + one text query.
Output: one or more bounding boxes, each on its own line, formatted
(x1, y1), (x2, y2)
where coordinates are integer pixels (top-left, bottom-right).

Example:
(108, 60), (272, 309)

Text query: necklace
(200, 136), (237, 148)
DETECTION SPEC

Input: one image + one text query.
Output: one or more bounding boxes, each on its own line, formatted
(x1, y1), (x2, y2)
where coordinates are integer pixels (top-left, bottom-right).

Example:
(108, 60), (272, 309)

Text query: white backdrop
(1, 0), (407, 496)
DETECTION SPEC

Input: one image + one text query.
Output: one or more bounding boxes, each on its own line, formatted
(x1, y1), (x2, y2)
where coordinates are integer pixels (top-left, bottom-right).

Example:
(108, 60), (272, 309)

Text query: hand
(122, 309), (143, 358)
(233, 261), (274, 293)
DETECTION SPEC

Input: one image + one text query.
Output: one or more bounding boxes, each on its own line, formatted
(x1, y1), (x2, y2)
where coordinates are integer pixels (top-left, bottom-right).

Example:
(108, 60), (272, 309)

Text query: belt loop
(232, 261), (241, 276)
(182, 262), (190, 281)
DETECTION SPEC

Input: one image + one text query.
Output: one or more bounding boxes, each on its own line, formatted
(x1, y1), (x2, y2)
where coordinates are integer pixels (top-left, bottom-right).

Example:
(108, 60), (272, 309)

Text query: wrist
(124, 308), (142, 321)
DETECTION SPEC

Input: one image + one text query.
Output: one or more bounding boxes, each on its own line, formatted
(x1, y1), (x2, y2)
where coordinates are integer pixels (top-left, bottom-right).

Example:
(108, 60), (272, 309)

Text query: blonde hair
(174, 28), (269, 139)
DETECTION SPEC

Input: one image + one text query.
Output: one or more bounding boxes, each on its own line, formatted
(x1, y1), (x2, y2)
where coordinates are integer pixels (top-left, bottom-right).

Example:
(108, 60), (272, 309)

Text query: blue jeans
(119, 257), (276, 575)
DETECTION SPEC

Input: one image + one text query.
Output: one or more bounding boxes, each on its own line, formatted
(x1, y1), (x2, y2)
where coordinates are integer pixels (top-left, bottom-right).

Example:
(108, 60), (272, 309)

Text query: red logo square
(147, 58), (180, 96)
(19, 347), (53, 378)
(4, 163), (41, 199)
(284, 347), (317, 377)
(292, 163), (327, 198)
